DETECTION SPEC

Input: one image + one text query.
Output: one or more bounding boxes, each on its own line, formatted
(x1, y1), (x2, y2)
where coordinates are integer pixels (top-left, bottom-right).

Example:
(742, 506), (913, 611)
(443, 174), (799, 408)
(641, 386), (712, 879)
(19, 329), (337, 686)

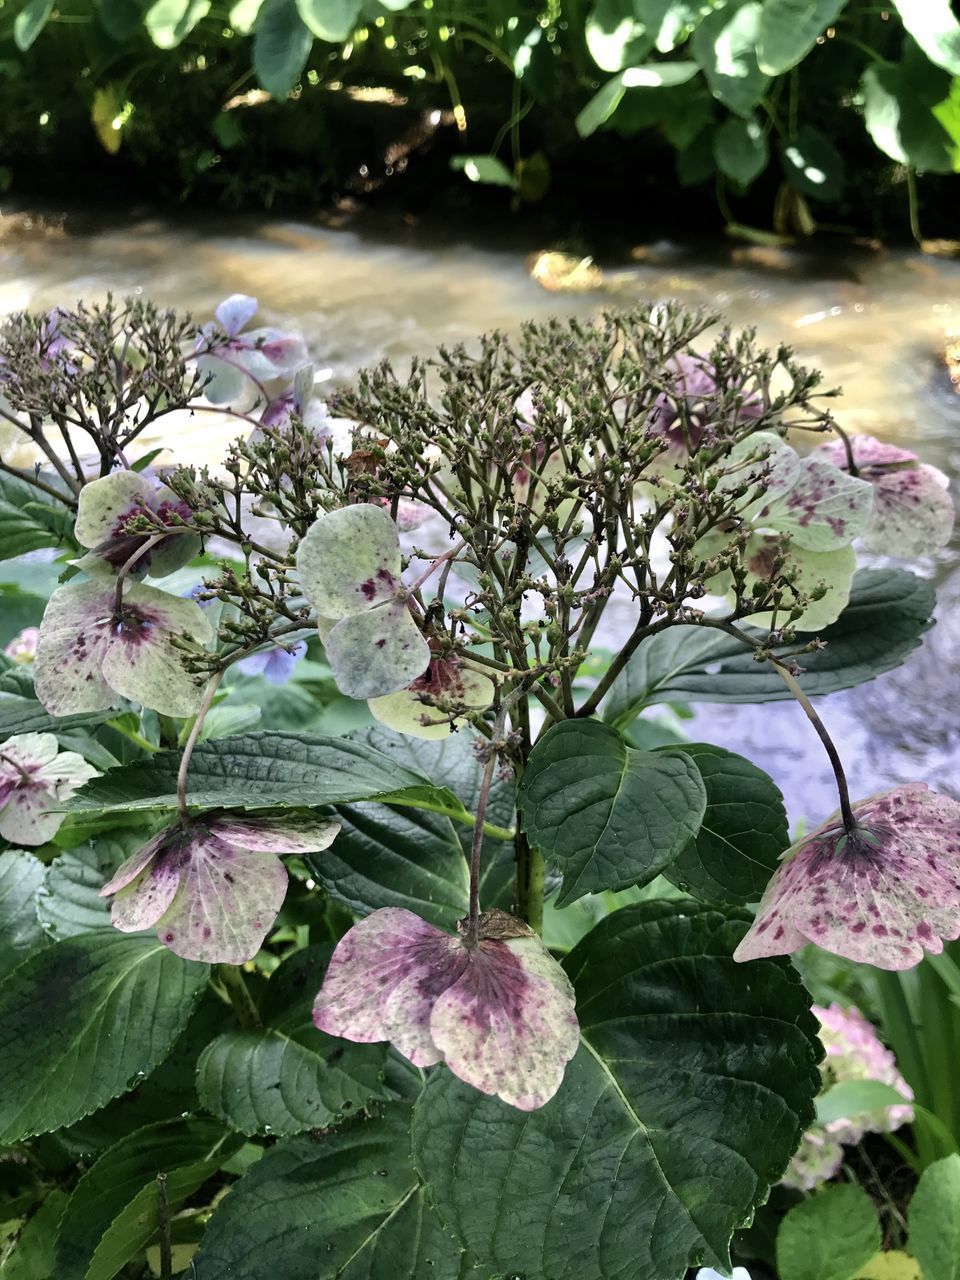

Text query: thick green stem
(514, 829), (544, 935)
(218, 963), (261, 1030)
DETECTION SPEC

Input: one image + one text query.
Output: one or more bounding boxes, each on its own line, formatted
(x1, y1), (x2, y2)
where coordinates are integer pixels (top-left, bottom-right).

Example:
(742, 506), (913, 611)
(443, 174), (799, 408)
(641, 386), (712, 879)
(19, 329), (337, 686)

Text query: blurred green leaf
(692, 1), (769, 117)
(714, 115), (769, 185)
(295, 0), (359, 42)
(893, 0), (960, 76)
(13, 0), (54, 51)
(780, 125), (845, 200)
(450, 154), (517, 187)
(253, 0), (313, 97)
(757, 0), (847, 75)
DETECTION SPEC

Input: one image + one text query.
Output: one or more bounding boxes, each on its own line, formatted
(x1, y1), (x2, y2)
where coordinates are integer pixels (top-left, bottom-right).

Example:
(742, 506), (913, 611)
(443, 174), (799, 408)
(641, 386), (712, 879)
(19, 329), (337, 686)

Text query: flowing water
(2, 209), (958, 827)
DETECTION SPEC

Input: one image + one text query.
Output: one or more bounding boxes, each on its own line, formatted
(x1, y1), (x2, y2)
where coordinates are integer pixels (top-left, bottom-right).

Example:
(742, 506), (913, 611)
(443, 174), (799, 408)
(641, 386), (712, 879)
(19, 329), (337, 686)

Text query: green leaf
(714, 115), (769, 185)
(692, 1), (770, 117)
(518, 720), (707, 905)
(780, 125), (845, 200)
(0, 933), (208, 1143)
(196, 945), (387, 1137)
(893, 0), (960, 76)
(577, 76), (631, 136)
(253, 0), (313, 98)
(65, 730), (467, 819)
(0, 588), (44, 647)
(0, 850), (46, 978)
(907, 1153), (960, 1280)
(229, 0), (264, 33)
(55, 1117), (242, 1280)
(0, 692), (116, 743)
(757, 0), (847, 75)
(777, 1184), (881, 1280)
(144, 0), (210, 46)
(450, 154), (517, 187)
(862, 48), (957, 173)
(97, 0), (146, 43)
(662, 743), (787, 903)
(2, 1188), (70, 1279)
(37, 841), (137, 940)
(413, 900), (822, 1280)
(815, 1079), (910, 1126)
(932, 77), (960, 167)
(577, 63), (699, 136)
(0, 471), (74, 559)
(192, 1105), (465, 1278)
(13, 0), (54, 50)
(603, 569), (935, 721)
(295, 0), (359, 41)
(586, 0), (652, 72)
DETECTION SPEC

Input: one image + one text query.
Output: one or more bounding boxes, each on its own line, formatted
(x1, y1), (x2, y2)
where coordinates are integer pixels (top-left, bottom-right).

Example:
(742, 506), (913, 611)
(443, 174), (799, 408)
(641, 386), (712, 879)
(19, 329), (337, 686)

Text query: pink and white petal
(100, 583), (213, 717)
(101, 828), (171, 896)
(1, 733), (60, 770)
(35, 748), (99, 799)
(324, 602), (431, 700)
(723, 432), (802, 506)
(153, 835), (288, 964)
(296, 504), (404, 619)
(0, 782), (62, 846)
(813, 435), (917, 471)
(736, 784), (960, 971)
(73, 471), (156, 551)
(430, 934), (580, 1111)
(215, 294), (258, 336)
(312, 907), (467, 1067)
(756, 458), (874, 551)
(34, 581), (117, 715)
(863, 466), (955, 557)
(111, 852), (183, 933)
(212, 812), (341, 855)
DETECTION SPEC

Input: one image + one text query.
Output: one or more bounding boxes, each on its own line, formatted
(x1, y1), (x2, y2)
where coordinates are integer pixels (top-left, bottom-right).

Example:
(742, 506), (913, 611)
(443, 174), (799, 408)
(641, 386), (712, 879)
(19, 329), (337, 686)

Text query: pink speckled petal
(296, 503), (403, 620)
(212, 812), (340, 855)
(74, 471), (156, 551)
(0, 781), (60, 845)
(34, 580), (117, 715)
(100, 829), (170, 895)
(111, 849), (183, 933)
(735, 784), (960, 971)
(752, 456), (874, 551)
(312, 908), (466, 1067)
(152, 832), (288, 964)
(430, 933), (580, 1110)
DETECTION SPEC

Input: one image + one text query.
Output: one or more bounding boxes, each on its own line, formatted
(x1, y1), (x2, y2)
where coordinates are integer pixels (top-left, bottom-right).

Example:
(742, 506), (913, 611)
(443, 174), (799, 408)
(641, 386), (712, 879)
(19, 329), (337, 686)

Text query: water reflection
(1, 210), (957, 824)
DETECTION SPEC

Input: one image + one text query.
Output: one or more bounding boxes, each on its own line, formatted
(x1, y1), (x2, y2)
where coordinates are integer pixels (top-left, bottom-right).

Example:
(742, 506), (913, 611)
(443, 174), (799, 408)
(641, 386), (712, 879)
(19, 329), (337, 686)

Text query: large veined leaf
(55, 1117), (242, 1280)
(295, 0), (359, 42)
(307, 728), (515, 929)
(253, 0), (313, 97)
(662, 743), (788, 903)
(37, 841), (133, 939)
(196, 945), (387, 1137)
(893, 0), (960, 76)
(776, 1183), (881, 1280)
(65, 730), (468, 820)
(0, 850), (46, 978)
(692, 1), (769, 117)
(603, 568), (935, 723)
(1, 1188), (69, 1279)
(0, 933), (208, 1142)
(144, 0), (210, 46)
(518, 720), (707, 905)
(908, 1154), (960, 1280)
(756, 0), (847, 75)
(862, 47), (957, 174)
(0, 471), (74, 559)
(192, 1105), (467, 1279)
(0, 691), (115, 742)
(413, 900), (822, 1280)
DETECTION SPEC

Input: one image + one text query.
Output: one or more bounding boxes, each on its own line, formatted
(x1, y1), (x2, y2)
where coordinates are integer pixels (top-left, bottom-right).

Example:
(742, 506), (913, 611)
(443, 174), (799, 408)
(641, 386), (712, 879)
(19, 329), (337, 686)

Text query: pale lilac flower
(101, 811), (340, 963)
(313, 906), (580, 1111)
(236, 641), (307, 685)
(0, 732), (98, 845)
(734, 784), (960, 970)
(197, 294), (308, 406)
(4, 627), (39, 664)
(813, 435), (954, 558)
(73, 470), (198, 579)
(34, 579), (213, 718)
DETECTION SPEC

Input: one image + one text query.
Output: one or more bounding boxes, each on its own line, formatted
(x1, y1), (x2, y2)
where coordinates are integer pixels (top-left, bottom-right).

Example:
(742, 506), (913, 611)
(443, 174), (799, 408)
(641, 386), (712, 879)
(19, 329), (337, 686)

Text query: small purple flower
(0, 732), (98, 845)
(101, 811), (340, 963)
(813, 434), (954, 558)
(313, 906), (580, 1111)
(236, 641), (306, 685)
(734, 783), (960, 970)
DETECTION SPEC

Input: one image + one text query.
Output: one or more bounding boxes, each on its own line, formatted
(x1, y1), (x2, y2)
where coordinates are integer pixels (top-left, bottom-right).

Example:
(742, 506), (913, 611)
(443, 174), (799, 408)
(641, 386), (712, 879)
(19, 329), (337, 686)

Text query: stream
(2, 209), (958, 828)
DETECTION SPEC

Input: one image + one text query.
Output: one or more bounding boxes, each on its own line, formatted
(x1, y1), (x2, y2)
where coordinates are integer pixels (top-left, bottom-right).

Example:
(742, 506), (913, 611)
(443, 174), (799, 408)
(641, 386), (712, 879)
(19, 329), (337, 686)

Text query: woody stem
(466, 702), (510, 946)
(176, 671), (223, 825)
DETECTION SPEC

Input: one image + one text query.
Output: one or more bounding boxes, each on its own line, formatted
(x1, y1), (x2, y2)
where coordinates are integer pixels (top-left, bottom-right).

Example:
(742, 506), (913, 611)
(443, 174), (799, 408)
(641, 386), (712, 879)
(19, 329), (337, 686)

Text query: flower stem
(176, 671), (222, 825)
(113, 532), (169, 614)
(515, 829), (544, 935)
(774, 664), (858, 835)
(466, 702), (508, 946)
(218, 962), (261, 1030)
(156, 1173), (173, 1280)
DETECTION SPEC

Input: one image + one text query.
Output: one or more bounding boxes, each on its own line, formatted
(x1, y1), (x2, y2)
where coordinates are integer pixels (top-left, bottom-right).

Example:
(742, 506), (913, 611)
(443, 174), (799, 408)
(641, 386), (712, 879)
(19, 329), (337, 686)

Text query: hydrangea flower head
(296, 503), (430, 700)
(35, 578), (213, 717)
(197, 294), (308, 405)
(313, 906), (580, 1111)
(734, 783), (960, 970)
(73, 470), (198, 579)
(813, 434), (954, 558)
(101, 811), (340, 963)
(0, 732), (98, 845)
(781, 1129), (845, 1192)
(4, 627), (39, 664)
(814, 1002), (913, 1142)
